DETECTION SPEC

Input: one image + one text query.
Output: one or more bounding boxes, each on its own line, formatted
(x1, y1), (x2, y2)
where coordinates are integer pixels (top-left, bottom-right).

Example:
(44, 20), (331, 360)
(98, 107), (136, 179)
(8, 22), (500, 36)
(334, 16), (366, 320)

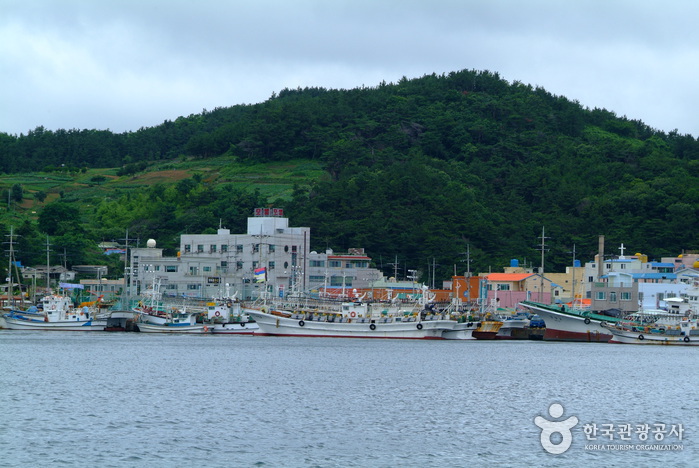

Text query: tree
(11, 183), (23, 202)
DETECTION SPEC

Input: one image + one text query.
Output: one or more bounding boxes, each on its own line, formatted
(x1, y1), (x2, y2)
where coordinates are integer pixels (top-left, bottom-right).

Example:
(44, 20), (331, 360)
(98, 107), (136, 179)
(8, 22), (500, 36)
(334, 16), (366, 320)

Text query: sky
(2, 0), (698, 137)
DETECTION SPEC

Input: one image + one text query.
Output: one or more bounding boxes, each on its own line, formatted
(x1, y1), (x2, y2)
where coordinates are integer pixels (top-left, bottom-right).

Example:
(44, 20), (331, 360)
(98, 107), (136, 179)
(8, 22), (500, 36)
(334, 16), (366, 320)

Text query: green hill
(1, 69), (697, 281)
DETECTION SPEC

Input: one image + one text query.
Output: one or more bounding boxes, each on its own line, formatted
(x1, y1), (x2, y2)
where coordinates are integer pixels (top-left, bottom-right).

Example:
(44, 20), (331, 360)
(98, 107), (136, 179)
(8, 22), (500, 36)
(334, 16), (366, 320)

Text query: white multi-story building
(127, 209), (385, 301)
(129, 209), (310, 300)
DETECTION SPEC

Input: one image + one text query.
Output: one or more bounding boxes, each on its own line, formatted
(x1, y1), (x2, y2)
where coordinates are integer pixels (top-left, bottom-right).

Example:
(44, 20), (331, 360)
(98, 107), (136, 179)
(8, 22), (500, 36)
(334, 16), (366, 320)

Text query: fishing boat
(603, 293), (699, 345)
(205, 296), (258, 334)
(472, 318), (504, 340)
(518, 300), (620, 342)
(245, 288), (457, 339)
(3, 293), (108, 331)
(604, 312), (698, 345)
(135, 307), (211, 334)
(495, 310), (532, 339)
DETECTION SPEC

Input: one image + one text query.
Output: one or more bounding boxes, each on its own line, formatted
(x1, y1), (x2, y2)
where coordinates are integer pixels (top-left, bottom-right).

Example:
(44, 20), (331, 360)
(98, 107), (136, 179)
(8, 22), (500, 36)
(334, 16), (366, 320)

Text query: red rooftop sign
(254, 208), (284, 217)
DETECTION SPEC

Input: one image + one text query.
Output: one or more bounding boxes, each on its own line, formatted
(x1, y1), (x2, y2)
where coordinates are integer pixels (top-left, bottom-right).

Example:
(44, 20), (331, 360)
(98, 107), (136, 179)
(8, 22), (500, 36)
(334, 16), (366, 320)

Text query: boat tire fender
(684, 336), (690, 343)
(638, 334), (644, 341)
(299, 320), (305, 327)
(584, 318), (591, 325)
(370, 323), (376, 331)
(416, 323), (423, 330)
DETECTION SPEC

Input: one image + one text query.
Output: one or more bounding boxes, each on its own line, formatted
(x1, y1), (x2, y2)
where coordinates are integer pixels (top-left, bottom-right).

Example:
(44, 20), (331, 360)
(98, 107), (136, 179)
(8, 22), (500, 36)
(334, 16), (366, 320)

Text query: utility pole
(537, 227), (549, 303)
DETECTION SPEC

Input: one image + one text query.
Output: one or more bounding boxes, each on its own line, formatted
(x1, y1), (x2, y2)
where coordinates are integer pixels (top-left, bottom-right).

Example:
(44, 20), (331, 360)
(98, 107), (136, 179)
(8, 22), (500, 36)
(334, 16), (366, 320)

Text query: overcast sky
(2, 0), (698, 137)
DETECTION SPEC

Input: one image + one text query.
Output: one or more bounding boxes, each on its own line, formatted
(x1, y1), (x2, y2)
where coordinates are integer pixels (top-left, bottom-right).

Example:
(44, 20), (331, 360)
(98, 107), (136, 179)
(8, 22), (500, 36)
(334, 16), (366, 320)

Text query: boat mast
(45, 235), (51, 294)
(6, 226), (15, 307)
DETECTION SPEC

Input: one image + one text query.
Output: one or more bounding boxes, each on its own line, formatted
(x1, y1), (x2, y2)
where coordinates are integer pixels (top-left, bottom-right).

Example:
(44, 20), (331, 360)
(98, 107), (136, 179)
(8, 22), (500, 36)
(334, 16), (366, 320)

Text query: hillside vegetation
(1, 69), (697, 282)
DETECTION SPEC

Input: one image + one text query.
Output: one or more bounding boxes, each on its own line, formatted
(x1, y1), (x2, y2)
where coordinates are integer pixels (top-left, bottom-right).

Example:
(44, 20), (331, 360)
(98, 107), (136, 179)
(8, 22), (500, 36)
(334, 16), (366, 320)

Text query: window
(197, 244), (204, 253)
(620, 264), (625, 270)
(309, 276), (325, 283)
(497, 284), (510, 291)
(269, 261), (275, 270)
(236, 261), (243, 270)
(252, 261), (258, 269)
(236, 245), (243, 253)
(253, 244), (260, 253)
(189, 266), (199, 275)
(621, 292), (631, 301)
(596, 291), (606, 300)
(187, 284), (201, 290)
(310, 260), (325, 267)
(587, 276), (594, 283)
(269, 245), (276, 253)
(184, 244), (191, 253)
(221, 244), (228, 253)
(165, 266), (178, 273)
(610, 291), (617, 302)
(166, 284), (178, 290)
(330, 276), (352, 287)
(329, 260), (341, 268)
(210, 245), (217, 253)
(203, 266), (211, 272)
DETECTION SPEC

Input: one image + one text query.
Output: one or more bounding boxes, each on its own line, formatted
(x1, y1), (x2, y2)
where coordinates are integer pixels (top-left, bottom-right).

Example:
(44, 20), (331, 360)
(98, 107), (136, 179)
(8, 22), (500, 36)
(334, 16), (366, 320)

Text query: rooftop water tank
(510, 259), (519, 268)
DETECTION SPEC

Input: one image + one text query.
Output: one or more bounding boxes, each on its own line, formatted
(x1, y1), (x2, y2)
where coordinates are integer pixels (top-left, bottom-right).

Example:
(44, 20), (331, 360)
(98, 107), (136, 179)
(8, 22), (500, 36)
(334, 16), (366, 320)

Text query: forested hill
(1, 69), (698, 280)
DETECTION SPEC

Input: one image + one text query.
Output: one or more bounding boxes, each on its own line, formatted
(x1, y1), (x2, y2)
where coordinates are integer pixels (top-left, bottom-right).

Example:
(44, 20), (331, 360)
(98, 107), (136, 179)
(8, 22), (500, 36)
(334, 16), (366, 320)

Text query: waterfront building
(128, 209), (309, 300)
(126, 209), (384, 301)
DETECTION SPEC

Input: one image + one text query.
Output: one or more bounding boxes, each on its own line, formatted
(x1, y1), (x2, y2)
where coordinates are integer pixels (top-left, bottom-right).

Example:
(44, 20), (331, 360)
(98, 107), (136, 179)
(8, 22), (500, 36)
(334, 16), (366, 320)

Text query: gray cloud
(2, 0), (697, 136)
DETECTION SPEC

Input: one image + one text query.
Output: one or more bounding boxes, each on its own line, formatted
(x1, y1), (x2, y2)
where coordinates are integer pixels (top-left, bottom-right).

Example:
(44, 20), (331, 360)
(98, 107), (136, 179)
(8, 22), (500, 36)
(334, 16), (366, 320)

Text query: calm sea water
(0, 331), (695, 467)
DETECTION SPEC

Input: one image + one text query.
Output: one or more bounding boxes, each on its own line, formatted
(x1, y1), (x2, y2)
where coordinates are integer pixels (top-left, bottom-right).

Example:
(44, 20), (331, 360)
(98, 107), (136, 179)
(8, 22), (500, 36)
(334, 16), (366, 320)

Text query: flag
(254, 267), (266, 283)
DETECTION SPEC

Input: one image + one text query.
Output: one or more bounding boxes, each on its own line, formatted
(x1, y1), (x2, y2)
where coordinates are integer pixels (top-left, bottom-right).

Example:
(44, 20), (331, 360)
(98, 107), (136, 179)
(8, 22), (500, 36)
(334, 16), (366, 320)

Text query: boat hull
(3, 315), (108, 331)
(210, 322), (259, 334)
(442, 322), (478, 340)
(519, 301), (613, 342)
(246, 309), (454, 339)
(136, 322), (212, 334)
(609, 331), (699, 345)
(473, 321), (504, 340)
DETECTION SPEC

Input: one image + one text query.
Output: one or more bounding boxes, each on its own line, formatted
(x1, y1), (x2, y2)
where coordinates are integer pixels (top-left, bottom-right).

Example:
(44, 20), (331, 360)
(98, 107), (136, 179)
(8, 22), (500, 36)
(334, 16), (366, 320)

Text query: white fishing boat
(205, 295), (258, 334)
(604, 314), (698, 345)
(3, 294), (108, 331)
(519, 300), (620, 342)
(604, 294), (699, 345)
(136, 307), (211, 334)
(245, 288), (457, 339)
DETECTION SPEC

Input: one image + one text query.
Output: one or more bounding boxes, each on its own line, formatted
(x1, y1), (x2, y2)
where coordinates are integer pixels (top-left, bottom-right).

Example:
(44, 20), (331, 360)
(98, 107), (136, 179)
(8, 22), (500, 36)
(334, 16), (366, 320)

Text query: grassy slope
(1, 156), (327, 225)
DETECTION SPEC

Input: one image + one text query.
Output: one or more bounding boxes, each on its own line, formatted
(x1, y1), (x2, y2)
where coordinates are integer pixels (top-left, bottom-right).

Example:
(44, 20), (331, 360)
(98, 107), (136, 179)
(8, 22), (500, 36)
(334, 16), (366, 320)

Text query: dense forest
(1, 69), (698, 282)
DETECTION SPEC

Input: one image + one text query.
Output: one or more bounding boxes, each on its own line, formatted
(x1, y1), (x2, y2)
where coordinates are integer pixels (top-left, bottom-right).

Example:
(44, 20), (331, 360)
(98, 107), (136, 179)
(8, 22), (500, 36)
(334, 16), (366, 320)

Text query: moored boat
(604, 313), (699, 345)
(472, 318), (504, 340)
(604, 294), (699, 345)
(519, 300), (620, 342)
(3, 294), (108, 331)
(135, 307), (211, 334)
(204, 296), (258, 334)
(245, 297), (457, 339)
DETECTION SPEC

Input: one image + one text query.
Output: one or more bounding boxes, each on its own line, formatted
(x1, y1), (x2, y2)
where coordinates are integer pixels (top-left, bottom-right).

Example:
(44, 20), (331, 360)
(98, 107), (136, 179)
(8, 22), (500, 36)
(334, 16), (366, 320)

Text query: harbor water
(0, 331), (695, 467)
